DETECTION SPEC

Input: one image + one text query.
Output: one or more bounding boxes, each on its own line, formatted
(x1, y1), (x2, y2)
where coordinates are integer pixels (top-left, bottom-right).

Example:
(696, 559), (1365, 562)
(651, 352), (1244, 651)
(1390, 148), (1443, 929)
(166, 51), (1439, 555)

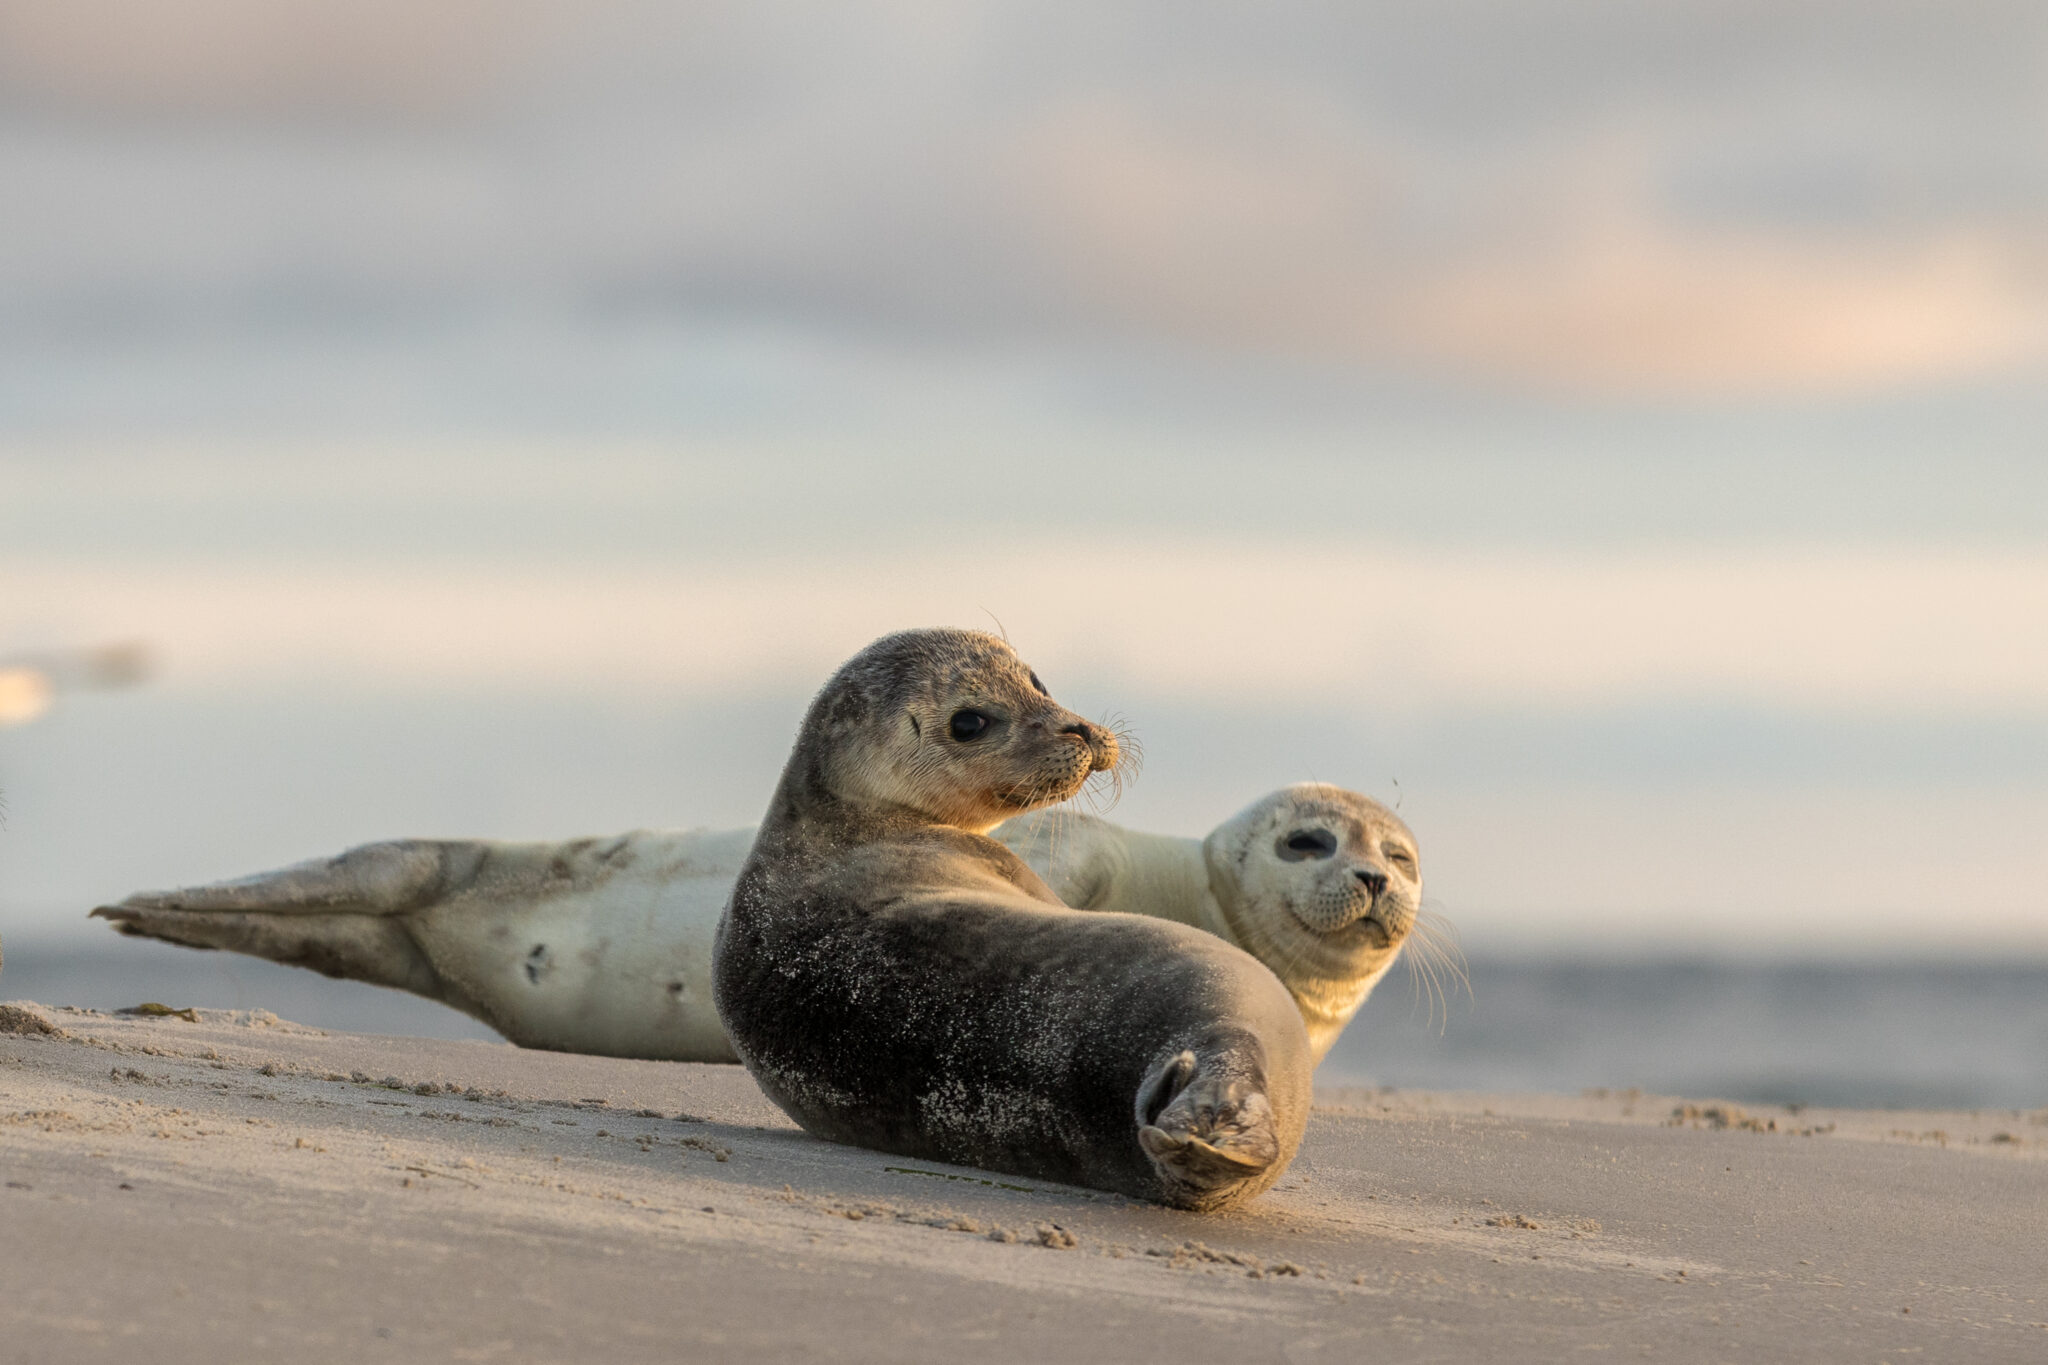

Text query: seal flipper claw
(1139, 1128), (1273, 1182)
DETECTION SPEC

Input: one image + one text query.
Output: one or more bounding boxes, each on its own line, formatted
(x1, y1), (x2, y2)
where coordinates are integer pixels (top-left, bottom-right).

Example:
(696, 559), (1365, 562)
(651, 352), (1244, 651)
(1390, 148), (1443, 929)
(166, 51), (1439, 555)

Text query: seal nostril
(1354, 867), (1388, 897)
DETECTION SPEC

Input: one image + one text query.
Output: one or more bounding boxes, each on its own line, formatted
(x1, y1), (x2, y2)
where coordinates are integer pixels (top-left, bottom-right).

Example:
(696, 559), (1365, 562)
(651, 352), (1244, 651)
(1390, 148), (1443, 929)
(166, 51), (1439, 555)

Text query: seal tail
(1135, 1046), (1285, 1210)
(89, 840), (470, 999)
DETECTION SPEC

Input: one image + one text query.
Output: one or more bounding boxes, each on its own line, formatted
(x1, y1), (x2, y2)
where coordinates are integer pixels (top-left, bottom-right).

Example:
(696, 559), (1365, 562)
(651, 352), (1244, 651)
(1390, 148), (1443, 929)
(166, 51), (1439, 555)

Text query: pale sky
(2, 1), (2045, 953)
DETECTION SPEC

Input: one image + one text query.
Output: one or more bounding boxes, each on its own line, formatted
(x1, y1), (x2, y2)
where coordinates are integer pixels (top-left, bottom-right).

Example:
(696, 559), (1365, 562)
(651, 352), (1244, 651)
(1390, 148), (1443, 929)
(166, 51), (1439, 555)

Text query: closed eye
(1276, 828), (1338, 861)
(1384, 845), (1417, 871)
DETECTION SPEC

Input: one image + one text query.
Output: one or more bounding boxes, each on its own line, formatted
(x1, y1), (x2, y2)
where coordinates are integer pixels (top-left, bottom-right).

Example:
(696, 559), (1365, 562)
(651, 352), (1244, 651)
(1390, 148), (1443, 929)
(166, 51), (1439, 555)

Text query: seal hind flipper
(95, 904), (443, 998)
(89, 840), (476, 1000)
(97, 840), (462, 917)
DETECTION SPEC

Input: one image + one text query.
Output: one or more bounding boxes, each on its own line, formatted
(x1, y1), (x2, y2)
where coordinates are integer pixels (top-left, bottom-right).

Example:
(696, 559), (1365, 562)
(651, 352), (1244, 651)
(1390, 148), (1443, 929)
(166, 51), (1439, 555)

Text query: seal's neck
(756, 750), (930, 859)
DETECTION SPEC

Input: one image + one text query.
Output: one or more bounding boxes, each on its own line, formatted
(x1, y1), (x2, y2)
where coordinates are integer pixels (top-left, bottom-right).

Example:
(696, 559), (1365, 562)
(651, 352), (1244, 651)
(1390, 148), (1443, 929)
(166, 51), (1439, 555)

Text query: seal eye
(1385, 845), (1417, 873)
(948, 710), (992, 741)
(1276, 829), (1338, 861)
(1028, 671), (1049, 696)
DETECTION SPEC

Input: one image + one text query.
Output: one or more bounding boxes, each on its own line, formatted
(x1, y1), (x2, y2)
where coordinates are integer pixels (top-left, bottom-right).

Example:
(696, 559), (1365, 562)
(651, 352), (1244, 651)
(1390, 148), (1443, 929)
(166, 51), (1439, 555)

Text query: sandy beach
(3, 1000), (2043, 1364)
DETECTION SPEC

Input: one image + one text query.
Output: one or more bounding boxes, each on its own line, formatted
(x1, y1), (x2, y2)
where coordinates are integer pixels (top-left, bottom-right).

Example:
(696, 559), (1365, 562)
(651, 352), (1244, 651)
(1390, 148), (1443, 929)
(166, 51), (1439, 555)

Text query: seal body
(92, 797), (1419, 1067)
(714, 629), (1311, 1209)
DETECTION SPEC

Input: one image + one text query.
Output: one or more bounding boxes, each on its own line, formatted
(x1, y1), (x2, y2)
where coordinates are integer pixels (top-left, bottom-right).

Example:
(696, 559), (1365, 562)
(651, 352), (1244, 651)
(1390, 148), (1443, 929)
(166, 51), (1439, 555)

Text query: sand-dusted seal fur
(713, 628), (1311, 1209)
(91, 795), (1422, 1069)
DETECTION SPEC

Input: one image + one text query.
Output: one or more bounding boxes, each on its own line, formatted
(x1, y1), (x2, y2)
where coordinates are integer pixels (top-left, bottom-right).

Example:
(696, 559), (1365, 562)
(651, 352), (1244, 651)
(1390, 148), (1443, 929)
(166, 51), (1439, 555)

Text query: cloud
(1013, 102), (2048, 395)
(0, 0), (556, 116)
(1418, 782), (2048, 945)
(1396, 221), (2046, 397)
(8, 543), (2047, 714)
(2, 1), (2044, 398)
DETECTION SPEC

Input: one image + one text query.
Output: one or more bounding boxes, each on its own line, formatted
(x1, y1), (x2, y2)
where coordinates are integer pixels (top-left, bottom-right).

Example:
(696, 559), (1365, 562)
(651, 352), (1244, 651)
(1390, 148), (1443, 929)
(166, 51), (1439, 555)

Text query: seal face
(1205, 784), (1423, 1058)
(714, 628), (1313, 1210)
(786, 628), (1116, 834)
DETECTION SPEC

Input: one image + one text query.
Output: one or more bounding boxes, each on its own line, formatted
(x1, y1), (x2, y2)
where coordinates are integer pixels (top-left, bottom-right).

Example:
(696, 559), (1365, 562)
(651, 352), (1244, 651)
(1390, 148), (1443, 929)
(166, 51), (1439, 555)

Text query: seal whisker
(1402, 946), (1431, 1030)
(1423, 935), (1458, 1029)
(1101, 714), (1143, 781)
(1036, 803), (1077, 887)
(1412, 904), (1471, 1003)
(1402, 924), (1449, 1033)
(1400, 906), (1469, 1035)
(1072, 714), (1141, 815)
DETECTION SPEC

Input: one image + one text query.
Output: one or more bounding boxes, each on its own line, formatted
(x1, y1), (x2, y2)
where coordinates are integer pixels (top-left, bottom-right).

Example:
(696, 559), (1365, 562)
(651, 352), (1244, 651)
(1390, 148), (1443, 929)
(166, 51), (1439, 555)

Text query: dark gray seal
(712, 628), (1312, 1210)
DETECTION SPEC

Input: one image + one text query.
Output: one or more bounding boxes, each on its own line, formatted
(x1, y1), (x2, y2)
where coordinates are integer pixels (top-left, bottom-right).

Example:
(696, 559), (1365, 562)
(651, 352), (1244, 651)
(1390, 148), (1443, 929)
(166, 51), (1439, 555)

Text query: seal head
(776, 628), (1118, 837)
(1207, 783), (1422, 1055)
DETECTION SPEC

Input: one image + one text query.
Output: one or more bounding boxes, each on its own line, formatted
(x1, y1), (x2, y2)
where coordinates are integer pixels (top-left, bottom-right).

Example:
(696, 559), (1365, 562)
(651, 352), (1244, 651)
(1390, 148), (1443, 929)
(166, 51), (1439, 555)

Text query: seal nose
(1060, 720), (1119, 772)
(1353, 866), (1388, 898)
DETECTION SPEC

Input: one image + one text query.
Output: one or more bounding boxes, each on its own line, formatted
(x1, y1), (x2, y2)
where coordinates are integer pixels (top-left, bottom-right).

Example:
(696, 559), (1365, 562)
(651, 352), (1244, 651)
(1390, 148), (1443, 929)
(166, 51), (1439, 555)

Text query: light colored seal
(96, 828), (760, 1062)
(89, 786), (1422, 1069)
(713, 628), (1311, 1209)
(1002, 782), (1423, 1063)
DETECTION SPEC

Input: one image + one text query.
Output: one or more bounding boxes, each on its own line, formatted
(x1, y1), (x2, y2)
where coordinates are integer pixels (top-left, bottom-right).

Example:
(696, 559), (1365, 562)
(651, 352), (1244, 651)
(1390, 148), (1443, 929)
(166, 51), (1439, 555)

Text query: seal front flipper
(89, 840), (476, 1000)
(1137, 1047), (1283, 1207)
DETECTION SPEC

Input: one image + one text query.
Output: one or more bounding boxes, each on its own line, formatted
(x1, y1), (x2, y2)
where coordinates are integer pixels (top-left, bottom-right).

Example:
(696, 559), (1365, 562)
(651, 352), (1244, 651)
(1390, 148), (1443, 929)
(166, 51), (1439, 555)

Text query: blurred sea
(5, 932), (2042, 1112)
(1332, 956), (2048, 1112)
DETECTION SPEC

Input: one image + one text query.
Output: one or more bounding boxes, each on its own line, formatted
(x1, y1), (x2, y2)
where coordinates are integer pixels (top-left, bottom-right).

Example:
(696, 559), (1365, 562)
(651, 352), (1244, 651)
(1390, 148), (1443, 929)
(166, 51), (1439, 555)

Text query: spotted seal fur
(712, 628), (1310, 1209)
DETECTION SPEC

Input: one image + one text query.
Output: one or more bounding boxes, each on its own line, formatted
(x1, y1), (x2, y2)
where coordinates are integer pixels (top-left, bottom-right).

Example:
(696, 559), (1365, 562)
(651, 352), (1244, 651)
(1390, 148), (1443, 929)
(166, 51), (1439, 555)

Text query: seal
(1000, 782), (1423, 1063)
(91, 802), (1425, 1068)
(95, 828), (759, 1060)
(713, 628), (1311, 1209)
